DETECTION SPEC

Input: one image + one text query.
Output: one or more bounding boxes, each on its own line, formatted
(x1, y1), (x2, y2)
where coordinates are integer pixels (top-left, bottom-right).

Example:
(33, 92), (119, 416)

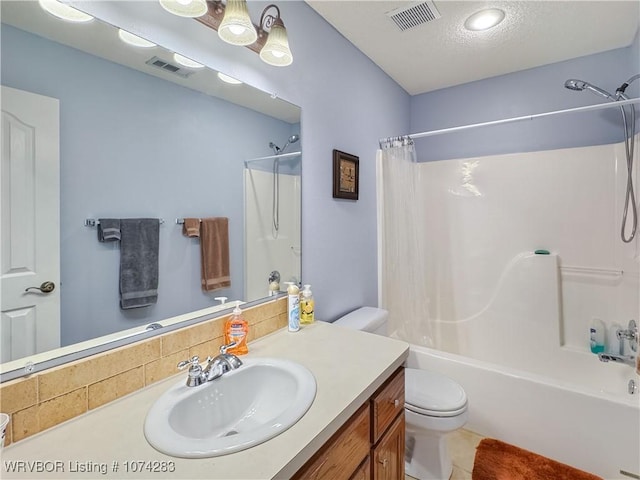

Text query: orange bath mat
(472, 438), (603, 480)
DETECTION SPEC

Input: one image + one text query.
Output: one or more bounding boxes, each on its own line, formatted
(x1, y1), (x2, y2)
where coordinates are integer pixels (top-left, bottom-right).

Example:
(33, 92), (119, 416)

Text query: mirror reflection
(0, 0), (301, 377)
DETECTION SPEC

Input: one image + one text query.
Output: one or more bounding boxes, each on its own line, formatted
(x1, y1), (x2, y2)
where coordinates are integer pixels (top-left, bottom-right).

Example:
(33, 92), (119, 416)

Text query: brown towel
(182, 218), (200, 237)
(200, 217), (231, 292)
(472, 438), (603, 480)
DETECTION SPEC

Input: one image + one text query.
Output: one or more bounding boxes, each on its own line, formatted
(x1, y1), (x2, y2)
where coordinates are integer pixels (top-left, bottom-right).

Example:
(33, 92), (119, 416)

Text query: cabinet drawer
(371, 367), (405, 443)
(292, 403), (370, 480)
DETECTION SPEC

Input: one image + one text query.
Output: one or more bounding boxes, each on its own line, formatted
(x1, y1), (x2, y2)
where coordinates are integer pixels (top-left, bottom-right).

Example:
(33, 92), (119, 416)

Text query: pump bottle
(224, 302), (249, 355)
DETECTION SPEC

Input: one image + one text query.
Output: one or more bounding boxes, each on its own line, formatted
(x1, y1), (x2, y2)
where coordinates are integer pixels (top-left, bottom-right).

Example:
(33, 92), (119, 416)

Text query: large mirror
(0, 1), (301, 381)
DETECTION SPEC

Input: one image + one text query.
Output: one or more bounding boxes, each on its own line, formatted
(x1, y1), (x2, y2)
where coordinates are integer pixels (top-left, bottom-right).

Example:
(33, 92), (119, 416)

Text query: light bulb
(38, 0), (94, 22)
(464, 9), (505, 31)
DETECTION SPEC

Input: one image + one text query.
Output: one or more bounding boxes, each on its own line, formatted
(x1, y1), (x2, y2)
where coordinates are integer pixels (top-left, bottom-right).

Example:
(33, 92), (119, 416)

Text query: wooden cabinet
(292, 403), (370, 480)
(294, 367), (405, 480)
(372, 412), (405, 480)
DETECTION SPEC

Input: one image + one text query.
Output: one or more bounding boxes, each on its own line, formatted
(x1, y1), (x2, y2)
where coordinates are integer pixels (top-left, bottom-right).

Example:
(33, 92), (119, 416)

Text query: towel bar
(175, 218), (202, 225)
(84, 218), (165, 227)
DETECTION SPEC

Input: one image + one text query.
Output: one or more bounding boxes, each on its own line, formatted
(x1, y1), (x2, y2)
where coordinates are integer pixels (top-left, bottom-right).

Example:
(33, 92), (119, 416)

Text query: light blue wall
(2, 24), (295, 344)
(409, 33), (640, 162)
(74, 1), (412, 322)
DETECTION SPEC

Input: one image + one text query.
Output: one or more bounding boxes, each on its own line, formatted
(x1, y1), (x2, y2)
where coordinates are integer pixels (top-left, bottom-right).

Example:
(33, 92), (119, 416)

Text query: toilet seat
(404, 368), (467, 417)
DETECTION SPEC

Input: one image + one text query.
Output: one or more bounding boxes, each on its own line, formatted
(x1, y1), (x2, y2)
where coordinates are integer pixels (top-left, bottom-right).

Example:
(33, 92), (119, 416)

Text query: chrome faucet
(177, 342), (243, 387)
(202, 342), (243, 381)
(617, 320), (638, 353)
(597, 352), (637, 367)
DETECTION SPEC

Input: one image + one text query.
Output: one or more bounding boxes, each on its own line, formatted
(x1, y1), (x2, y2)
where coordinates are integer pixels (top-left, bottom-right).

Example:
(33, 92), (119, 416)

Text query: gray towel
(119, 218), (160, 309)
(97, 218), (121, 242)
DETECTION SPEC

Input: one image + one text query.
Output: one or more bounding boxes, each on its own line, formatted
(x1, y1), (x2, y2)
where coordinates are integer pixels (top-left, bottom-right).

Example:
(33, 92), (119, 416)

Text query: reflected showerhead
(269, 134), (300, 154)
(564, 78), (616, 101)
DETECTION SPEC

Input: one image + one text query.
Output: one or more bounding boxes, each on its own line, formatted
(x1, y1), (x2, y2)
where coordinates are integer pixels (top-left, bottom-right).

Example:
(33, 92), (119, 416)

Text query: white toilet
(333, 307), (468, 480)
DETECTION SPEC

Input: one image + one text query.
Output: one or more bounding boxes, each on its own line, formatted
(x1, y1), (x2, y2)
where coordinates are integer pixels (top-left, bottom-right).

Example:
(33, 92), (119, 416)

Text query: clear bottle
(286, 282), (300, 332)
(224, 302), (249, 355)
(589, 318), (605, 354)
(300, 284), (315, 325)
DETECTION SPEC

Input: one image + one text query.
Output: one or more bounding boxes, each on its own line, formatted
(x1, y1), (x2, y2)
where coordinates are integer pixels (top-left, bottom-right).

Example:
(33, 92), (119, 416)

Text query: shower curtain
(378, 138), (436, 347)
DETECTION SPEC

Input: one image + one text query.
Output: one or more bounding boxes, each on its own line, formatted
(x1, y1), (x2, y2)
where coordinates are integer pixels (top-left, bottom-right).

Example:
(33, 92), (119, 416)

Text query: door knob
(25, 281), (55, 293)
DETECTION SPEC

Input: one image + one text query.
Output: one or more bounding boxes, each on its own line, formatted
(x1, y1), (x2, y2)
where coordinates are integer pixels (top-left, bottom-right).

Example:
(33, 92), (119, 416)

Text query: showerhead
(269, 134), (300, 155)
(564, 78), (617, 101)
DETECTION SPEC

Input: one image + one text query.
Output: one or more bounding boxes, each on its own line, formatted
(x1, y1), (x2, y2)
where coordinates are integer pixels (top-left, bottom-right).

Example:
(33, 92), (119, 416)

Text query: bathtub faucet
(597, 352), (637, 367)
(617, 320), (638, 353)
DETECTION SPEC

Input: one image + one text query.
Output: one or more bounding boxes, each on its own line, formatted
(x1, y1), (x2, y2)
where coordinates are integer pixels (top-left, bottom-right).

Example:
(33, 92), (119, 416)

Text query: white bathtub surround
(378, 133), (640, 478)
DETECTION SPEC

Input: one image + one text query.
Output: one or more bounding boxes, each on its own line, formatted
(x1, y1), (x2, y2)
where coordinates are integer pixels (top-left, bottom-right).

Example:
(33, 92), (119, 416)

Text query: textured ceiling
(306, 0), (640, 95)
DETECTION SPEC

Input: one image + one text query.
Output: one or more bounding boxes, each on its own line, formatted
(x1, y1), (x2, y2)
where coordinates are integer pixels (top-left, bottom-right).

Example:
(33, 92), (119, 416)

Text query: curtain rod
(384, 97), (640, 142)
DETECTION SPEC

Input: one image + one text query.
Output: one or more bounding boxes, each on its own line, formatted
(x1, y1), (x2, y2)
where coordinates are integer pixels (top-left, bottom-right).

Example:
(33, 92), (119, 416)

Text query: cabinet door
(350, 457), (370, 480)
(293, 404), (370, 480)
(372, 412), (405, 480)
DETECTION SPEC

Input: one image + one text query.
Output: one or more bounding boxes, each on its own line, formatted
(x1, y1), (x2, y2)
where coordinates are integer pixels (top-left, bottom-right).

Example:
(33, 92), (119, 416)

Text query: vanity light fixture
(464, 8), (505, 31)
(218, 0), (258, 46)
(258, 5), (293, 67)
(193, 1), (293, 67)
(118, 29), (157, 48)
(173, 53), (205, 68)
(159, 0), (207, 18)
(217, 72), (243, 85)
(38, 0), (94, 23)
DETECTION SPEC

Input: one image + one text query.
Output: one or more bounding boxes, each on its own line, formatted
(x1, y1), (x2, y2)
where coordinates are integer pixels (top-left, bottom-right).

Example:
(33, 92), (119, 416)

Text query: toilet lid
(405, 368), (467, 415)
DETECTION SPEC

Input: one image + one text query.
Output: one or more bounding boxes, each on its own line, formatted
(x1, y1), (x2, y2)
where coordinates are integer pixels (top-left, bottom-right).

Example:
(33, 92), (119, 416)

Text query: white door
(1, 86), (60, 363)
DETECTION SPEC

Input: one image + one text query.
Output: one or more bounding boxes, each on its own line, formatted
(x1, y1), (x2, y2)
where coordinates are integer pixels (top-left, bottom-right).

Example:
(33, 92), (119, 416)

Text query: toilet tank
(333, 307), (389, 336)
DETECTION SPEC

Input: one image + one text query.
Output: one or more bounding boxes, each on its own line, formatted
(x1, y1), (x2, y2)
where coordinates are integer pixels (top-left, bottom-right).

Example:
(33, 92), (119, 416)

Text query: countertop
(1, 321), (409, 479)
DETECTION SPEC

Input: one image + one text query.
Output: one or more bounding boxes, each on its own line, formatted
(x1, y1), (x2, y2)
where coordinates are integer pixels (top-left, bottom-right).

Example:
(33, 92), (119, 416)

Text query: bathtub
(406, 344), (640, 480)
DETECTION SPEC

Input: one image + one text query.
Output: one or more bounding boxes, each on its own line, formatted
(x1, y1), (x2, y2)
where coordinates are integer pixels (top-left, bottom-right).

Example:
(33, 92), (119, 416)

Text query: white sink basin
(143, 357), (316, 458)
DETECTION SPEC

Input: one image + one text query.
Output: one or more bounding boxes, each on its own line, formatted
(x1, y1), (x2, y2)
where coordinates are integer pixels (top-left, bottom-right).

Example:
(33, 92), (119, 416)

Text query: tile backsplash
(0, 297), (287, 447)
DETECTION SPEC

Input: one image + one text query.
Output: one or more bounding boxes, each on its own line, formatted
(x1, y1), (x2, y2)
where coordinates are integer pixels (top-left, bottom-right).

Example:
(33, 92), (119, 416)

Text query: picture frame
(332, 149), (359, 200)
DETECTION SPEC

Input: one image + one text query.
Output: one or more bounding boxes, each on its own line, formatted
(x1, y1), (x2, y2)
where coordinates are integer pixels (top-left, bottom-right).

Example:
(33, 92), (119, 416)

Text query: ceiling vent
(386, 1), (441, 31)
(145, 56), (194, 78)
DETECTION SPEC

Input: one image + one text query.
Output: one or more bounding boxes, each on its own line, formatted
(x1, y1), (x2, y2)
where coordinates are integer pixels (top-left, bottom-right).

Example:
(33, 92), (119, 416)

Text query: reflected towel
(200, 217), (230, 292)
(97, 218), (121, 242)
(119, 218), (160, 309)
(182, 218), (200, 237)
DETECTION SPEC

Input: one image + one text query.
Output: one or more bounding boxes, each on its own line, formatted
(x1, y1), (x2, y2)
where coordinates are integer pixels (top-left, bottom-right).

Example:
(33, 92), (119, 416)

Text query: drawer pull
(378, 456), (388, 468)
(393, 398), (400, 408)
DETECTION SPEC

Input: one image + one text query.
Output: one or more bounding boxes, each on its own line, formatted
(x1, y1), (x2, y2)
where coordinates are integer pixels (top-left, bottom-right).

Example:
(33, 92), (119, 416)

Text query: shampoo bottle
(286, 282), (300, 332)
(224, 302), (249, 355)
(300, 284), (315, 325)
(589, 318), (605, 354)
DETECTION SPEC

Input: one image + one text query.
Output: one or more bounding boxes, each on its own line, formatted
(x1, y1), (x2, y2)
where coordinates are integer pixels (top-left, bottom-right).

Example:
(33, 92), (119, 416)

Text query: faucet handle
(219, 342), (237, 354)
(177, 356), (200, 370)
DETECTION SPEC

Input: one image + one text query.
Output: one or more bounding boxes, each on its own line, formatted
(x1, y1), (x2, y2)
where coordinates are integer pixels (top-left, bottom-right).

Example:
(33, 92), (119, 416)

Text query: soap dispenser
(300, 284), (315, 324)
(224, 302), (249, 355)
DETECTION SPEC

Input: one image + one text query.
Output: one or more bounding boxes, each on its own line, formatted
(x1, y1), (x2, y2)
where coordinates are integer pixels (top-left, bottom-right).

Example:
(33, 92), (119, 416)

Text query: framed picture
(332, 149), (359, 200)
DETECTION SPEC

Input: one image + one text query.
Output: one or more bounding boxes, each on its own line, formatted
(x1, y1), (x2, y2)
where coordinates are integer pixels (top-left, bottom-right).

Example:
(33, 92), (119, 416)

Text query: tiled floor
(405, 429), (485, 480)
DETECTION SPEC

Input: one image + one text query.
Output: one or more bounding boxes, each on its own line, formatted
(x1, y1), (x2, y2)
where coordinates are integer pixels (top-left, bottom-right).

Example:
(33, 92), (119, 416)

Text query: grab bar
(559, 265), (623, 278)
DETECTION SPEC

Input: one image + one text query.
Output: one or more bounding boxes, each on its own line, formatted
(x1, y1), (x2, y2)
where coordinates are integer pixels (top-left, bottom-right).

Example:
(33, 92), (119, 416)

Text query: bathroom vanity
(1, 321), (408, 479)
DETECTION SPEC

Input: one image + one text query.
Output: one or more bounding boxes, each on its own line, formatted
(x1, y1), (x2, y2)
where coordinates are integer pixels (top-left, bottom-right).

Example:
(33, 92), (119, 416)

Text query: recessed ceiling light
(217, 72), (243, 85)
(118, 29), (157, 48)
(173, 53), (204, 69)
(464, 8), (505, 31)
(38, 0), (94, 23)
(159, 0), (207, 18)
